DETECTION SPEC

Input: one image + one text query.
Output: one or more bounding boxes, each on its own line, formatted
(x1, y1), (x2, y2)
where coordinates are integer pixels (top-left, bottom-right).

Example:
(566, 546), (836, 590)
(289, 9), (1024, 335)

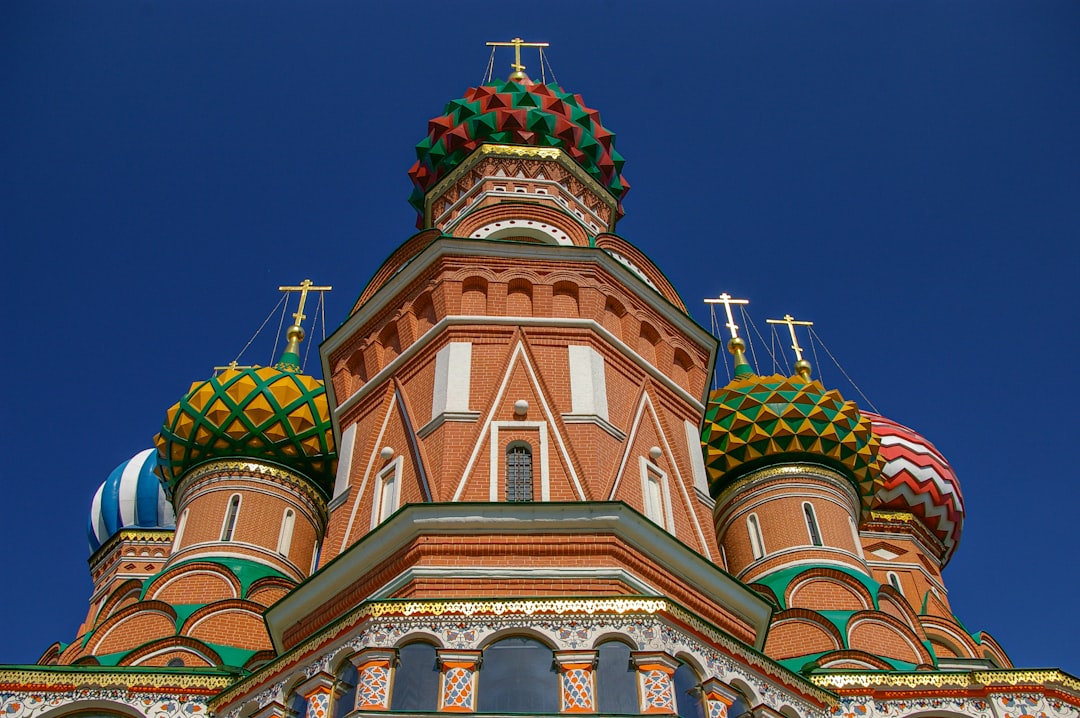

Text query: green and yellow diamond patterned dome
(702, 373), (883, 511)
(155, 362), (336, 497)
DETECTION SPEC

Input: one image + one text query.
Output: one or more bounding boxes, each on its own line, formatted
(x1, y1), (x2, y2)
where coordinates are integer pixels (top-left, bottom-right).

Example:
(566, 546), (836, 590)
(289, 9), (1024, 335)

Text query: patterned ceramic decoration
(866, 411), (965, 564)
(408, 78), (628, 213)
(702, 374), (883, 509)
(87, 448), (176, 553)
(155, 366), (336, 496)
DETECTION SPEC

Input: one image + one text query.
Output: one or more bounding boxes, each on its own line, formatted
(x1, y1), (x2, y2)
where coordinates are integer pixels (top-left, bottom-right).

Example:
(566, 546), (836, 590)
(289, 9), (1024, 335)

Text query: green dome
(702, 374), (883, 509)
(155, 365), (337, 497)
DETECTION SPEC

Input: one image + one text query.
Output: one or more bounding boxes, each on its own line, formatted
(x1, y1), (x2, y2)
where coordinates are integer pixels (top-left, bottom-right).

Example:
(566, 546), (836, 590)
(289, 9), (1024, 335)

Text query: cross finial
(486, 37), (549, 81)
(766, 313), (815, 380)
(705, 293), (754, 378)
(276, 279), (332, 371)
(212, 360), (253, 375)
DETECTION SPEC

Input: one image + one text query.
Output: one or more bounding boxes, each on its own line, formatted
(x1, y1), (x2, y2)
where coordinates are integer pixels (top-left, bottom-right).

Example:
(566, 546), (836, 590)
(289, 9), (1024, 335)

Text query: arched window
(673, 661), (705, 718)
(390, 641), (439, 711)
(596, 640), (637, 713)
(729, 689), (754, 718)
(887, 572), (903, 594)
(287, 690), (308, 718)
(277, 509), (295, 556)
(478, 637), (558, 712)
(221, 495), (241, 542)
(747, 513), (765, 560)
(803, 502), (823, 546)
(506, 443), (533, 502)
(333, 661), (357, 718)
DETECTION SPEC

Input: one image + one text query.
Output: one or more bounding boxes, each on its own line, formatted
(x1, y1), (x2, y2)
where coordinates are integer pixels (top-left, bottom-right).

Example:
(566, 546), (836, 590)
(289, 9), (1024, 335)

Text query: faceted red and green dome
(408, 78), (628, 214)
(155, 364), (337, 497)
(702, 374), (883, 510)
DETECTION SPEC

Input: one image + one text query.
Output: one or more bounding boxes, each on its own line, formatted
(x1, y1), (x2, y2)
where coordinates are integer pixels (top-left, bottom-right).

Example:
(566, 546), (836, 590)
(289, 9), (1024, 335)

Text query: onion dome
(155, 360), (336, 498)
(87, 448), (176, 553)
(866, 412), (965, 563)
(703, 374), (883, 509)
(408, 78), (628, 214)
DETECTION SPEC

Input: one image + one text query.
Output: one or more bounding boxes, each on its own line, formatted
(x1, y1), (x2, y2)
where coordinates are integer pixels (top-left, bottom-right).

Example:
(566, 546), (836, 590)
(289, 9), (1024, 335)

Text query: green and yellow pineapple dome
(702, 373), (883, 510)
(155, 363), (336, 497)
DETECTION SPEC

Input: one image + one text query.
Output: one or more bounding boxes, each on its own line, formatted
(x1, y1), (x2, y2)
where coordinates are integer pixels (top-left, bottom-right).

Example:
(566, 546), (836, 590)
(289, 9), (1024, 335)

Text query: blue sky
(4, 1), (1078, 675)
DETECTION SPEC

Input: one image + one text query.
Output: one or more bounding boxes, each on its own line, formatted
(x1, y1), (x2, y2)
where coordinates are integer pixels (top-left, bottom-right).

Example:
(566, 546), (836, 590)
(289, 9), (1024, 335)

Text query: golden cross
(213, 361), (252, 373)
(486, 37), (549, 76)
(705, 293), (751, 340)
(766, 314), (814, 361)
(279, 279), (332, 328)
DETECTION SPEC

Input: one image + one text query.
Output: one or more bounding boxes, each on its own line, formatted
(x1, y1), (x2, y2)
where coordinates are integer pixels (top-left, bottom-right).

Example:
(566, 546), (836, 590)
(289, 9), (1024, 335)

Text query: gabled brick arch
(786, 569), (874, 612)
(93, 579), (143, 627)
(144, 561), (243, 603)
(86, 601), (178, 656)
(118, 635), (222, 667)
(765, 609), (843, 657)
(876, 584), (926, 637)
(846, 610), (933, 666)
(180, 599), (271, 651)
(815, 649), (896, 670)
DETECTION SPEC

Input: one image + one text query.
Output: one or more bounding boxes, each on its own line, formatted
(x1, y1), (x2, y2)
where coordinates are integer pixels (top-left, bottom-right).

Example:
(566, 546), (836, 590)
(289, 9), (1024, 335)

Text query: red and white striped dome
(866, 412), (965, 565)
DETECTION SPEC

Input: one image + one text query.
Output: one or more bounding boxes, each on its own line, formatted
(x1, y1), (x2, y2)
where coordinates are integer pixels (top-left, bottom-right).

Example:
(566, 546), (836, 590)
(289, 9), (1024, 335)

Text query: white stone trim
(264, 503), (774, 653)
(608, 391), (712, 559)
(370, 456), (403, 530)
(684, 419), (710, 497)
(431, 341), (473, 420)
(490, 421), (549, 501)
(370, 565), (659, 599)
(321, 238), (718, 424)
(451, 340), (585, 502)
(568, 344), (610, 420)
(331, 423), (358, 503)
(639, 457), (675, 533)
(560, 413), (626, 440)
(339, 394), (398, 553)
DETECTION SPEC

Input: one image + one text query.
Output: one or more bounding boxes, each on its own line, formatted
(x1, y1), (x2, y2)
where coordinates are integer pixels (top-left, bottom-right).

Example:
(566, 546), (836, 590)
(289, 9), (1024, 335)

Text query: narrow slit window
(221, 495), (241, 542)
(643, 472), (665, 528)
(747, 513), (765, 560)
(277, 509), (295, 556)
(888, 572), (903, 594)
(506, 443), (533, 502)
(804, 502), (823, 546)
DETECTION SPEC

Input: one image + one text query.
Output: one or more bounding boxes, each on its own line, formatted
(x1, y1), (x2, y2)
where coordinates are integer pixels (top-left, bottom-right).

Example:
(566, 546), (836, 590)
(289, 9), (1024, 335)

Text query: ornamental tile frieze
(220, 598), (826, 718)
(0, 690), (213, 718)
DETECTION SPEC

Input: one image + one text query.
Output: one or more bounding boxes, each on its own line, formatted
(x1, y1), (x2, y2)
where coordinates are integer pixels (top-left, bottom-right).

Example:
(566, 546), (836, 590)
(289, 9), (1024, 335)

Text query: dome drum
(423, 143), (619, 236)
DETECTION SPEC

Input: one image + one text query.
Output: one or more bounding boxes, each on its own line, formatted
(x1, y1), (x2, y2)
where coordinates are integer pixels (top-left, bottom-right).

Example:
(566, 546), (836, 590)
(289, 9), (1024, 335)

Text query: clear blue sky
(4, 1), (1078, 675)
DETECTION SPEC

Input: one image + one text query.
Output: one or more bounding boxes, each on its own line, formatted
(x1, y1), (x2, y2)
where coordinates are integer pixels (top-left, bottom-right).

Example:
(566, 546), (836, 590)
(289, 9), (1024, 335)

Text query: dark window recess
(477, 637), (558, 713)
(506, 444), (533, 502)
(390, 642), (439, 711)
(596, 640), (638, 713)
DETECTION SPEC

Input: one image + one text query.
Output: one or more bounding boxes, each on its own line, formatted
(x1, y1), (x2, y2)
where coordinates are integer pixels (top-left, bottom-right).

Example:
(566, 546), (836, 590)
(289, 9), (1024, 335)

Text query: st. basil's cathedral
(2, 40), (1077, 718)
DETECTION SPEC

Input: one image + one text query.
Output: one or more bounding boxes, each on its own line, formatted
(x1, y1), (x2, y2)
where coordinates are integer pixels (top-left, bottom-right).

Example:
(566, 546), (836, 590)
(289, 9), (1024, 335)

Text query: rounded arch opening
(595, 639), (637, 713)
(477, 635), (558, 713)
(390, 640), (440, 711)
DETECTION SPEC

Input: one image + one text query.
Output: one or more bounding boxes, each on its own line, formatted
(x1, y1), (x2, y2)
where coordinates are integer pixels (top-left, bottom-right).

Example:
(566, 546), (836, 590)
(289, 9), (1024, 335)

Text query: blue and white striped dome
(87, 448), (176, 553)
